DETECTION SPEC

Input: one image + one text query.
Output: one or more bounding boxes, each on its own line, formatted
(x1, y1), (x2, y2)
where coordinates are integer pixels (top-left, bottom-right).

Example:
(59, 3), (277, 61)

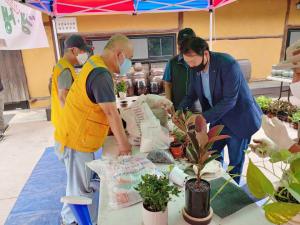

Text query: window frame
(59, 33), (176, 64)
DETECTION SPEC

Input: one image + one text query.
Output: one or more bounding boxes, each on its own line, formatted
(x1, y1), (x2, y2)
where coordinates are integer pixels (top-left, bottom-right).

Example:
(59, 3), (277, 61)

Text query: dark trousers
(211, 125), (251, 184)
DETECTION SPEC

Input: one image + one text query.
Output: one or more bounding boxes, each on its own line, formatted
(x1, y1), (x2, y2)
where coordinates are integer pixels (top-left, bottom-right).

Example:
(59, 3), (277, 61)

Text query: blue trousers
(211, 126), (251, 184)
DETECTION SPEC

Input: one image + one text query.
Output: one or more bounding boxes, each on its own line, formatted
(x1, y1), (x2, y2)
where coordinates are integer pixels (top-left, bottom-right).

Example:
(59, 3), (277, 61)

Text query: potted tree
(256, 96), (273, 115)
(172, 111), (229, 225)
(246, 149), (300, 224)
(135, 174), (180, 225)
(116, 80), (127, 100)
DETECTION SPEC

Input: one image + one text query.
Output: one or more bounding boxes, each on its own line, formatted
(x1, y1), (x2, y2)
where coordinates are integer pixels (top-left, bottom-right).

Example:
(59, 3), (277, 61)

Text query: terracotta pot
(142, 204), (168, 225)
(170, 142), (183, 159)
(267, 113), (275, 118)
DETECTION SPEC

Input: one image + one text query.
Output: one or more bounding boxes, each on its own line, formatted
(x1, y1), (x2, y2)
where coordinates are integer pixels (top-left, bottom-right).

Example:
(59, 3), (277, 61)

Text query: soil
(186, 179), (210, 193)
(274, 187), (300, 204)
(170, 142), (182, 148)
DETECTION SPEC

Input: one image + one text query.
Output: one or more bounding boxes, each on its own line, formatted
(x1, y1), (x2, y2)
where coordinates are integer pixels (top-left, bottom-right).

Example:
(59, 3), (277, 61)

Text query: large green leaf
(287, 183), (300, 203)
(270, 150), (292, 163)
(246, 160), (275, 198)
(264, 202), (300, 224)
(291, 158), (300, 174)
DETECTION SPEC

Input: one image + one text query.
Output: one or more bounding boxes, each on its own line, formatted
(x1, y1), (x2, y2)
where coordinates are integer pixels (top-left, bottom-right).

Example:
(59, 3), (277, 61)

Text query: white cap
(274, 39), (300, 69)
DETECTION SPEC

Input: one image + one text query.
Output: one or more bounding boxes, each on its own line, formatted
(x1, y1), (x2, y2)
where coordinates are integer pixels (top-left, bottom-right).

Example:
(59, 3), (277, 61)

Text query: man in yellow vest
(55, 34), (133, 225)
(51, 34), (90, 129)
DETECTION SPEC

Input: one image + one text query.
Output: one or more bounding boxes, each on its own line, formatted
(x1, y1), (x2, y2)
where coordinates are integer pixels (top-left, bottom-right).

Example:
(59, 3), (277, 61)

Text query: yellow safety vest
(55, 55), (110, 153)
(51, 58), (77, 129)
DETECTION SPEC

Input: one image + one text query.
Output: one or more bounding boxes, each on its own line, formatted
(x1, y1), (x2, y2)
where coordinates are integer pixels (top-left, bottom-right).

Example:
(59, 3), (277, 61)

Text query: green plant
(172, 127), (186, 144)
(256, 96), (273, 111)
(269, 100), (298, 116)
(292, 111), (300, 123)
(135, 174), (180, 212)
(246, 150), (300, 224)
(116, 80), (127, 93)
(172, 110), (229, 185)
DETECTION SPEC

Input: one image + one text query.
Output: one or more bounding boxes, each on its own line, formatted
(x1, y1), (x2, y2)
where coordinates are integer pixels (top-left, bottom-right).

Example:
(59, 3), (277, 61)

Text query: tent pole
(51, 17), (60, 62)
(209, 8), (213, 50)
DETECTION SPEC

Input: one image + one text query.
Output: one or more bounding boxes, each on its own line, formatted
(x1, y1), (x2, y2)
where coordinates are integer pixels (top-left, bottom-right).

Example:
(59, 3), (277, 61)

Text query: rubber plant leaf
(207, 125), (224, 139)
(195, 115), (207, 133)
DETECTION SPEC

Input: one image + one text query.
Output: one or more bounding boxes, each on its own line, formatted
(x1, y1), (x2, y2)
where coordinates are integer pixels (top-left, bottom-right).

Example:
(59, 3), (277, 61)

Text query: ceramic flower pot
(119, 92), (127, 100)
(170, 142), (183, 159)
(142, 204), (168, 225)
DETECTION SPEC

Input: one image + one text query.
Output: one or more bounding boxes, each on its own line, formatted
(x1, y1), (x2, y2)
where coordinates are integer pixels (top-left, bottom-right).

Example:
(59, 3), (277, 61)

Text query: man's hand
(118, 142), (132, 156)
(249, 138), (279, 158)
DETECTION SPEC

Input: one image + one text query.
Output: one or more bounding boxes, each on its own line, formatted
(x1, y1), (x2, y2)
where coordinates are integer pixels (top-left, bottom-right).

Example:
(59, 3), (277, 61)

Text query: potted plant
(256, 96), (273, 115)
(269, 100), (298, 122)
(246, 149), (300, 224)
(116, 80), (127, 100)
(170, 128), (187, 159)
(292, 111), (300, 130)
(135, 174), (180, 225)
(172, 111), (229, 225)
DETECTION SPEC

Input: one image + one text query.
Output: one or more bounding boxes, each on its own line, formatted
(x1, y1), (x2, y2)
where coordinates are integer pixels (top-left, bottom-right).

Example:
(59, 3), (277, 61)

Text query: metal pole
(209, 9), (213, 50)
(51, 17), (60, 61)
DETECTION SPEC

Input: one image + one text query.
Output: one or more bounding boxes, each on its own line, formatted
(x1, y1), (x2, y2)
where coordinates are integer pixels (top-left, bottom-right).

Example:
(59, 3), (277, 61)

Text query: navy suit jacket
(179, 52), (262, 139)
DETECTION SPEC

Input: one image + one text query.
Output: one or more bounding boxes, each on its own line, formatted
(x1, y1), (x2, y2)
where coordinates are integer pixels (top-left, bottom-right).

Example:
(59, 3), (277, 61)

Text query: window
(90, 34), (176, 61)
(286, 28), (300, 57)
(148, 36), (174, 59)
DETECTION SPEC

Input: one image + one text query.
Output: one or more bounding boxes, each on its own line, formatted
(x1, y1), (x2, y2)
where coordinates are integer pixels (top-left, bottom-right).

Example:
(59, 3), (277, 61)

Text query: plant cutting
(116, 80), (127, 100)
(256, 96), (273, 114)
(135, 174), (180, 225)
(246, 149), (300, 224)
(172, 111), (229, 225)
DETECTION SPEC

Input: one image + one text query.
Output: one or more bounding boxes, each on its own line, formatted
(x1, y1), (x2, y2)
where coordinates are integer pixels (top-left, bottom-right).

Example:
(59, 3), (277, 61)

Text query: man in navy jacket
(179, 37), (262, 183)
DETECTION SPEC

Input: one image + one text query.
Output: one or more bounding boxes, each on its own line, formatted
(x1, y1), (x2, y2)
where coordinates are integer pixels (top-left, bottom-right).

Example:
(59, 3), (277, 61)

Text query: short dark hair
(180, 37), (209, 56)
(177, 28), (196, 45)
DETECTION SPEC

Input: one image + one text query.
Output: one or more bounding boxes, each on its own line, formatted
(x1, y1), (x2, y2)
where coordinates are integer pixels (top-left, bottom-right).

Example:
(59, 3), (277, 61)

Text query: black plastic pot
(185, 178), (210, 219)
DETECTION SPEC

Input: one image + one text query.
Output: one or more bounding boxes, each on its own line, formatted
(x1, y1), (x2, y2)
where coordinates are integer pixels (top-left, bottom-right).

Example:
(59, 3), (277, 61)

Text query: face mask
(290, 81), (300, 99)
(119, 57), (132, 76)
(76, 52), (89, 66)
(191, 54), (208, 72)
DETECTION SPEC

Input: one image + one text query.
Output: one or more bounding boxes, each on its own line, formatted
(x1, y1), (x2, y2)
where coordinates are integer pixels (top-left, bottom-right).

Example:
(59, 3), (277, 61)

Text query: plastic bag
(147, 149), (175, 164)
(120, 101), (156, 141)
(87, 155), (157, 209)
(140, 118), (171, 153)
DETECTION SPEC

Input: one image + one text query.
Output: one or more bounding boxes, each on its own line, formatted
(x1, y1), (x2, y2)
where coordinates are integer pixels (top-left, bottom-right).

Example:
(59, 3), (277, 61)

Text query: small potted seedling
(170, 128), (187, 159)
(292, 111), (300, 130)
(116, 80), (127, 100)
(256, 96), (273, 115)
(135, 174), (180, 225)
(172, 111), (229, 225)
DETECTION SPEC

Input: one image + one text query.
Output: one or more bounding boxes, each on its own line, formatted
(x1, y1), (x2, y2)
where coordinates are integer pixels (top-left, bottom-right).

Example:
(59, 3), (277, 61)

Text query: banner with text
(0, 0), (48, 50)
